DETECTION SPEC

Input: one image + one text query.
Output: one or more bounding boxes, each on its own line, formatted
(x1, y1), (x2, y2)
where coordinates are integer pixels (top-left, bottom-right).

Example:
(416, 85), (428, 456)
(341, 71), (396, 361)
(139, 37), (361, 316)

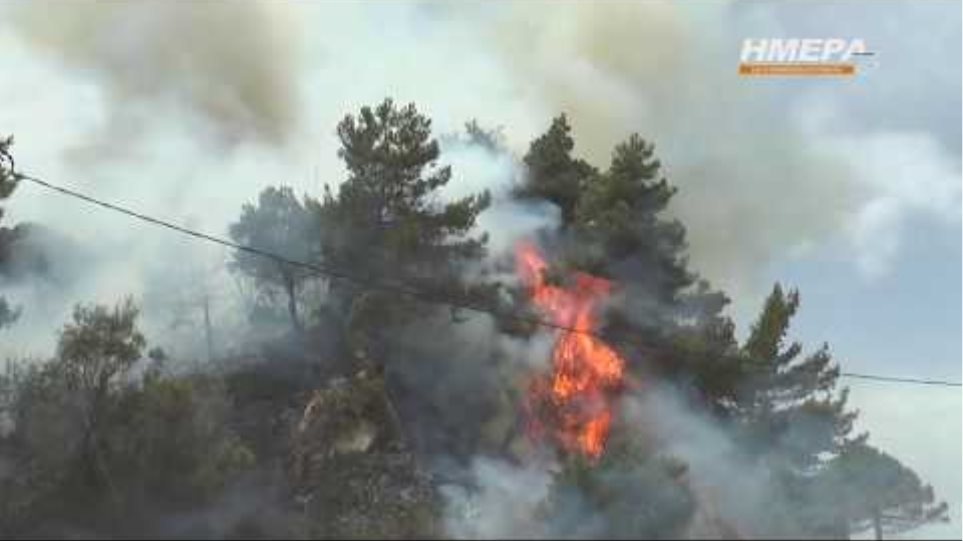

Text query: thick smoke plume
(7, 0), (300, 148)
(3, 1), (958, 313)
(452, 1), (961, 300)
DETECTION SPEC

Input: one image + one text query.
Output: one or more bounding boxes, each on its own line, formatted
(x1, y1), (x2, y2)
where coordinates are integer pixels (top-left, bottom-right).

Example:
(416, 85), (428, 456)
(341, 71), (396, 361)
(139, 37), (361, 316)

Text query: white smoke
(438, 384), (808, 539)
(5, 0), (301, 147)
(439, 136), (560, 258)
(622, 387), (790, 539)
(2, 1), (957, 348)
(441, 457), (554, 539)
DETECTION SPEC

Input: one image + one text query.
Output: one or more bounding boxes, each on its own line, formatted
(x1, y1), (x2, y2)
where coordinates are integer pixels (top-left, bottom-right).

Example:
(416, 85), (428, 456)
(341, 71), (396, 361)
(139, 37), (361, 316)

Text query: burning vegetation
(516, 241), (625, 461)
(0, 98), (950, 540)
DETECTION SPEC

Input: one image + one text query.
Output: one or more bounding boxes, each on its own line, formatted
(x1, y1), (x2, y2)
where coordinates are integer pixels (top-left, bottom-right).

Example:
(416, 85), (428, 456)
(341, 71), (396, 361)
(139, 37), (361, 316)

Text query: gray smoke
(6, 0), (301, 149)
(441, 457), (554, 539)
(448, 1), (961, 302)
(439, 383), (824, 539)
(2, 1), (958, 315)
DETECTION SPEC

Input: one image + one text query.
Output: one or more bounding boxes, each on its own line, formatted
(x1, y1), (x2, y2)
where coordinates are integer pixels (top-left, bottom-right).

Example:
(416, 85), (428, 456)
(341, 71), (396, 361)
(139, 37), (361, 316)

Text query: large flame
(516, 241), (626, 461)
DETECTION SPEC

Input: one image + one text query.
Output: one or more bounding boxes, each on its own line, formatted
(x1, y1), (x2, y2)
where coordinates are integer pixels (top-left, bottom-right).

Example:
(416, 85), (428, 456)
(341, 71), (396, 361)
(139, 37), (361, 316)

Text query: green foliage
(57, 297), (146, 398)
(1, 358), (81, 526)
(576, 135), (677, 263)
(516, 114), (596, 227)
(543, 430), (695, 539)
(321, 98), (493, 362)
(229, 185), (322, 332)
(0, 300), (252, 536)
(327, 98), (490, 273)
(513, 116), (736, 424)
(515, 116), (732, 339)
(816, 443), (949, 536)
(734, 284), (859, 467)
(512, 116), (945, 538)
(724, 285), (946, 537)
(107, 374), (254, 505)
(573, 133), (731, 340)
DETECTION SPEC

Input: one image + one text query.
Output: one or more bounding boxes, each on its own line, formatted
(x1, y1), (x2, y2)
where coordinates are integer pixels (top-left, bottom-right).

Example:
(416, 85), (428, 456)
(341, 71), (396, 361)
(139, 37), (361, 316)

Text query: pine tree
(582, 135), (737, 409)
(817, 443), (949, 538)
(730, 285), (945, 537)
(543, 424), (696, 539)
(229, 186), (322, 333)
(735, 284), (859, 468)
(514, 119), (736, 399)
(515, 114), (596, 227)
(573, 134), (728, 323)
(320, 98), (492, 365)
(512, 120), (742, 537)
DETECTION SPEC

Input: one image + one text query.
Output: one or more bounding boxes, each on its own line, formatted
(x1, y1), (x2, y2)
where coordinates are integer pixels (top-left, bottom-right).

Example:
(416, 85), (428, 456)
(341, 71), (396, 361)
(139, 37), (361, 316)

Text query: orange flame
(516, 241), (625, 461)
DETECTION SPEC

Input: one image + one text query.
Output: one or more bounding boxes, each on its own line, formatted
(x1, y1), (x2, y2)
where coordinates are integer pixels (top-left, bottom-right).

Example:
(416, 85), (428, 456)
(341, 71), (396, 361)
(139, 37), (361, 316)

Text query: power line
(838, 372), (961, 387)
(15, 172), (584, 336)
(13, 172), (963, 389)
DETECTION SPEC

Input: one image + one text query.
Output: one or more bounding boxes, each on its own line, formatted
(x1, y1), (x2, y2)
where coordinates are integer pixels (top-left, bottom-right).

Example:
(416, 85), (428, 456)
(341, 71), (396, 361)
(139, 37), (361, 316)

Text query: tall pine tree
(731, 285), (945, 537)
(514, 117), (736, 400)
(319, 99), (492, 366)
(734, 284), (858, 467)
(515, 115), (596, 228)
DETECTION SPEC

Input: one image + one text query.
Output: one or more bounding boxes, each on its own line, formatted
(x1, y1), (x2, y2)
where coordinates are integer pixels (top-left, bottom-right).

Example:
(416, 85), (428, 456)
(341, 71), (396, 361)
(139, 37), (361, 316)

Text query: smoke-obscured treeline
(0, 101), (949, 539)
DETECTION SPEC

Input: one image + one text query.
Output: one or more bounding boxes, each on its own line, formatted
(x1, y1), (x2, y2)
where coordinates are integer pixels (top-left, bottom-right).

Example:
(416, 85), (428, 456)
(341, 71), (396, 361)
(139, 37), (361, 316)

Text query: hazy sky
(730, 3), (961, 538)
(0, 1), (959, 538)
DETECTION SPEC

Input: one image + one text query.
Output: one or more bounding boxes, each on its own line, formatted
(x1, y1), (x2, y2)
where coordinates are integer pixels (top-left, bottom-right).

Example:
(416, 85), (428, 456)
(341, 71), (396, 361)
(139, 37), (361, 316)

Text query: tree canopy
(319, 98), (493, 366)
(516, 114), (595, 228)
(0, 103), (950, 539)
(229, 185), (322, 333)
(819, 443), (950, 538)
(511, 114), (945, 539)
